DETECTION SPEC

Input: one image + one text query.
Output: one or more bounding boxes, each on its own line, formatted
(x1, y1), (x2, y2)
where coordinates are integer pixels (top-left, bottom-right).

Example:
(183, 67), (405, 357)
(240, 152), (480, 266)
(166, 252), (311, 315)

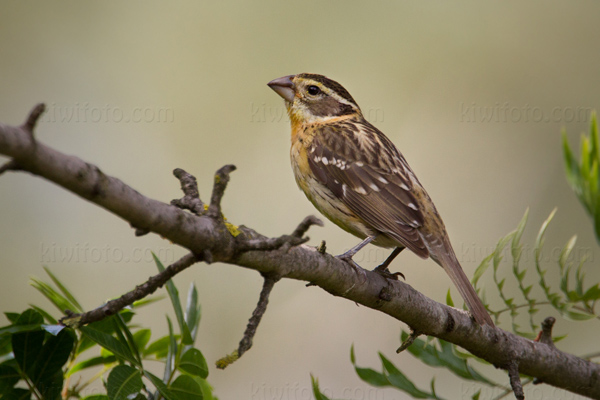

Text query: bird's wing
(307, 121), (429, 258)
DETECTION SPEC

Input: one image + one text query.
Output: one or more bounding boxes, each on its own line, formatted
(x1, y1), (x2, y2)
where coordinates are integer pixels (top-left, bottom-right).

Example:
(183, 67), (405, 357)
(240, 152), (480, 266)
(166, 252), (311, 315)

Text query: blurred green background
(1, 1), (600, 399)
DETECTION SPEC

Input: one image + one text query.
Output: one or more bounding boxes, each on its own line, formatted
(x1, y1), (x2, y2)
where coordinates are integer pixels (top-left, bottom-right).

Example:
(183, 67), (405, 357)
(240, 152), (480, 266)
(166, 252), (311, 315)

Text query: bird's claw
(373, 266), (405, 281)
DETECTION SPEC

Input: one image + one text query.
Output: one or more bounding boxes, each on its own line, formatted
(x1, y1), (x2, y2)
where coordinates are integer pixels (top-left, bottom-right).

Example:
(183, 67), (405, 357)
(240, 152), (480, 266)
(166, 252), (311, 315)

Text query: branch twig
(59, 253), (201, 327)
(207, 164), (236, 219)
(216, 273), (281, 369)
(396, 328), (421, 353)
(171, 168), (205, 216)
(22, 103), (46, 134)
(534, 316), (556, 348)
(507, 360), (525, 400)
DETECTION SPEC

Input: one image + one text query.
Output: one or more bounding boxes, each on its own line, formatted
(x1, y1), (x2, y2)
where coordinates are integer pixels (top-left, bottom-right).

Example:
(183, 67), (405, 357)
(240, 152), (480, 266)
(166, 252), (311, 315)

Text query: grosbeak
(268, 73), (493, 326)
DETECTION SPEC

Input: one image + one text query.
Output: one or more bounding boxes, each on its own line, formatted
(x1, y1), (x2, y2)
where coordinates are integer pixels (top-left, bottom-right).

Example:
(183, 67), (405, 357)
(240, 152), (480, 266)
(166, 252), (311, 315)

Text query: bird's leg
(336, 236), (377, 278)
(373, 247), (405, 280)
(337, 235), (376, 261)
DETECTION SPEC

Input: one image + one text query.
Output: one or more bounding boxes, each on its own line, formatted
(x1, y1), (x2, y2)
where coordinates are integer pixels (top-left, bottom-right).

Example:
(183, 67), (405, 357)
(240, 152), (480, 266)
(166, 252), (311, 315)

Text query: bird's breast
(290, 127), (374, 242)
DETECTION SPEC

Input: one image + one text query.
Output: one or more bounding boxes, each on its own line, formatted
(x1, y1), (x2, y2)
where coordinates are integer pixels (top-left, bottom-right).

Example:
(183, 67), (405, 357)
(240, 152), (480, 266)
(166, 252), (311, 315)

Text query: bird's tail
(434, 248), (494, 326)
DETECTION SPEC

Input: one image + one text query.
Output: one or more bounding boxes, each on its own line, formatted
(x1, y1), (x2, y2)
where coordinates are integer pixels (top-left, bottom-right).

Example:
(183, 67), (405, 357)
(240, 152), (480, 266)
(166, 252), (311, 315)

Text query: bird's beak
(267, 75), (296, 103)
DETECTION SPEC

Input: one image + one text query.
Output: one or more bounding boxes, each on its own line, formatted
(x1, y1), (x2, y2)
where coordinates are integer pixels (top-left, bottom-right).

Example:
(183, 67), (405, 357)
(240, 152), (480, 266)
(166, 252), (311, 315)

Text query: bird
(267, 73), (494, 326)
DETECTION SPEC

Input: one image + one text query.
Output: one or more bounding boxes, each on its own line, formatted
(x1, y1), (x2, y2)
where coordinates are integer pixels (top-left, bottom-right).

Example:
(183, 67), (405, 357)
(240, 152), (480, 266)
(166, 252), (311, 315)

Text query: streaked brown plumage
(268, 73), (493, 326)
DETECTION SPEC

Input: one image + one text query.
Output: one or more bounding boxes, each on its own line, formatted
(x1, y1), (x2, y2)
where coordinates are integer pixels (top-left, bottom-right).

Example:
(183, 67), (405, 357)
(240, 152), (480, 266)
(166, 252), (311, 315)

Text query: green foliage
(0, 257), (217, 400)
(107, 365), (143, 400)
(347, 340), (505, 400)
(399, 332), (494, 385)
(350, 344), (441, 399)
(311, 376), (332, 400)
(153, 255), (194, 345)
(314, 208), (599, 399)
(563, 113), (600, 242)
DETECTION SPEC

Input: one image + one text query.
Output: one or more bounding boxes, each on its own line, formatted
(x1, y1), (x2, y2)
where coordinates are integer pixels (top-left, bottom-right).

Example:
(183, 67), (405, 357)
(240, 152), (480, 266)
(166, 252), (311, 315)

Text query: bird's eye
(307, 85), (321, 96)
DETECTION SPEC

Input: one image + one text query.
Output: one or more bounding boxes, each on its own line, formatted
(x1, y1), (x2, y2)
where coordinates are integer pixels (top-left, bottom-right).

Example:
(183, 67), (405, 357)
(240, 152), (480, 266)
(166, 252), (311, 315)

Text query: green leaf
(355, 366), (390, 387)
(164, 316), (177, 384)
(350, 345), (390, 387)
(144, 335), (172, 359)
(67, 355), (117, 376)
(559, 235), (577, 270)
(493, 231), (515, 271)
(43, 267), (83, 313)
(30, 329), (75, 389)
(80, 326), (138, 366)
(193, 377), (217, 400)
(35, 369), (63, 400)
(170, 374), (204, 400)
(0, 364), (20, 394)
(430, 378), (437, 399)
(563, 129), (580, 188)
(28, 305), (58, 325)
(445, 289), (454, 307)
(560, 266), (573, 300)
(153, 254), (193, 345)
(379, 353), (436, 398)
(143, 370), (178, 400)
(0, 323), (43, 337)
(471, 252), (493, 289)
(133, 329), (151, 353)
(559, 308), (595, 321)
(0, 335), (11, 358)
(511, 208), (529, 259)
(185, 284), (201, 342)
(402, 332), (494, 386)
(311, 375), (331, 400)
(562, 116), (600, 244)
(4, 313), (21, 323)
(498, 278), (505, 291)
(591, 112), (600, 160)
(107, 365), (143, 400)
(1, 387), (31, 399)
(29, 277), (78, 314)
(582, 284), (600, 301)
(131, 295), (165, 309)
(536, 209), (557, 255)
(76, 317), (117, 356)
(11, 310), (45, 375)
(113, 314), (142, 365)
(179, 348), (208, 378)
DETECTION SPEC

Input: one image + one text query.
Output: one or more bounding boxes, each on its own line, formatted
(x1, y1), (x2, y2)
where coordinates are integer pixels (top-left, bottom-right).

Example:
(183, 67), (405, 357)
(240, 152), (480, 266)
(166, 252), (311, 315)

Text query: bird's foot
(336, 253), (367, 281)
(373, 264), (405, 281)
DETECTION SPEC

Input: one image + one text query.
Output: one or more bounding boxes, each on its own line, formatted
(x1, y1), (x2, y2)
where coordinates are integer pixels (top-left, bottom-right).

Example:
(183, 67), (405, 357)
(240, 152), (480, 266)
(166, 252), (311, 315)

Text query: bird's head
(268, 73), (362, 125)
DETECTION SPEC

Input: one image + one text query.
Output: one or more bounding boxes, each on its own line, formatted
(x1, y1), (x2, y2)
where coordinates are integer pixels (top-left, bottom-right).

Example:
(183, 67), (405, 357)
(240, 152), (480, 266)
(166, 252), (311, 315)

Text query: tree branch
(171, 168), (205, 216)
(2, 105), (600, 399)
(59, 252), (201, 327)
(508, 360), (525, 400)
(216, 273), (281, 369)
